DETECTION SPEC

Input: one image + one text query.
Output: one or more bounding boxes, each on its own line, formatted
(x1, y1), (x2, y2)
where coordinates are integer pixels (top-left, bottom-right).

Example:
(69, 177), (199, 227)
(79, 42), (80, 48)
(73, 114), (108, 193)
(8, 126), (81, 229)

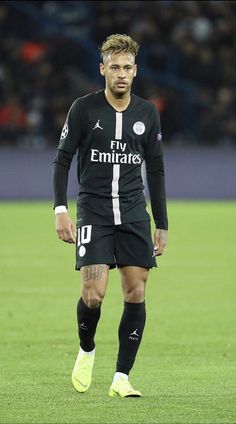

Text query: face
(100, 52), (137, 97)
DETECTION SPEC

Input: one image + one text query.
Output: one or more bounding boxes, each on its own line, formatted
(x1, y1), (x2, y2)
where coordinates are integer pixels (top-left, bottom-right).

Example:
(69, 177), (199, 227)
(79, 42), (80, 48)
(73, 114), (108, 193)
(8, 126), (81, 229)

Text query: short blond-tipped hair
(100, 34), (139, 63)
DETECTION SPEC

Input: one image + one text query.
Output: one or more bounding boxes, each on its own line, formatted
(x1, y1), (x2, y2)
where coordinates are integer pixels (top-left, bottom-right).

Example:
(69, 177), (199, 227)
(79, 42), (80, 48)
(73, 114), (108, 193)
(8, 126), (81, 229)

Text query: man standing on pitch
(53, 34), (168, 397)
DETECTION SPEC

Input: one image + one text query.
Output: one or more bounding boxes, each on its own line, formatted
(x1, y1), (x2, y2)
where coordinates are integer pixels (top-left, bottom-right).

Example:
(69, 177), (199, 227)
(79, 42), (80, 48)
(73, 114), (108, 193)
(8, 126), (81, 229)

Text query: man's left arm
(144, 106), (168, 256)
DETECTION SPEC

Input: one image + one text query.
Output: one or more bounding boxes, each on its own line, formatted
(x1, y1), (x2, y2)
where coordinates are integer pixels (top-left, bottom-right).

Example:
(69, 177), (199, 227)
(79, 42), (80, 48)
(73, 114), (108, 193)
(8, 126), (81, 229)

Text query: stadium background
(0, 0), (236, 199)
(1, 2), (236, 424)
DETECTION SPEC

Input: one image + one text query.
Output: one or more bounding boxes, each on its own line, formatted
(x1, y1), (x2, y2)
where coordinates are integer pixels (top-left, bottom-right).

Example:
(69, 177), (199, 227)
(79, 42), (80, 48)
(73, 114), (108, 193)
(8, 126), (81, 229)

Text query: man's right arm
(53, 99), (82, 243)
(53, 151), (76, 243)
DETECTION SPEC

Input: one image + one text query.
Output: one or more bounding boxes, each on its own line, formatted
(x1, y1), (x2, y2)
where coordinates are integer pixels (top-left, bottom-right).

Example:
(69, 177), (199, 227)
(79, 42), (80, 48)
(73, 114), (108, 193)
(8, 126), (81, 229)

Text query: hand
(153, 229), (168, 256)
(55, 212), (76, 244)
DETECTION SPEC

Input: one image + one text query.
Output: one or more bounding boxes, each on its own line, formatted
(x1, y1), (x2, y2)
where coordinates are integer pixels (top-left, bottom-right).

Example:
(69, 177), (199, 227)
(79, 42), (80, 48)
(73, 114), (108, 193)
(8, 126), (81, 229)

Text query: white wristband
(55, 205), (67, 215)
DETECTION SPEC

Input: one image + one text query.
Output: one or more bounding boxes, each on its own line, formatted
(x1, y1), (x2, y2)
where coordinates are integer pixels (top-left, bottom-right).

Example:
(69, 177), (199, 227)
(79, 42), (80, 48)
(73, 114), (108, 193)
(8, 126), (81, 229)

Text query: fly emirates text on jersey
(90, 140), (142, 165)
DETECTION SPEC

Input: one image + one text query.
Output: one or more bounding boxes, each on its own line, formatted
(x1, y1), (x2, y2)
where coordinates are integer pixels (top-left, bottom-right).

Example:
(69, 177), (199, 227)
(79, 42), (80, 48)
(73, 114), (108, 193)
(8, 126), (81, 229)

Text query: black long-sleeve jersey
(53, 89), (168, 229)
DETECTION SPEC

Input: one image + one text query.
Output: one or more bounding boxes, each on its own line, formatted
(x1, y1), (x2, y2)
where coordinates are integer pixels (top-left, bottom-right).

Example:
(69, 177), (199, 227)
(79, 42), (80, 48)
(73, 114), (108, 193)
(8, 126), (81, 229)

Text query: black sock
(116, 301), (146, 375)
(77, 297), (101, 352)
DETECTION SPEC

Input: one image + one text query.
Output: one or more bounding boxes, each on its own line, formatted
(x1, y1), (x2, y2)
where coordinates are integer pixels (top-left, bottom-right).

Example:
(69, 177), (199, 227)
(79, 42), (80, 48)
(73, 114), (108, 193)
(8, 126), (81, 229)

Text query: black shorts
(75, 221), (157, 270)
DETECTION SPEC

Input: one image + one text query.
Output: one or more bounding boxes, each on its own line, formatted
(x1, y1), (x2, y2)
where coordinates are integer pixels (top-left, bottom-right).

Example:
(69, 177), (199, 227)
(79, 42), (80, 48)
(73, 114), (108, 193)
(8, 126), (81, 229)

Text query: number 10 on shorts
(77, 225), (92, 257)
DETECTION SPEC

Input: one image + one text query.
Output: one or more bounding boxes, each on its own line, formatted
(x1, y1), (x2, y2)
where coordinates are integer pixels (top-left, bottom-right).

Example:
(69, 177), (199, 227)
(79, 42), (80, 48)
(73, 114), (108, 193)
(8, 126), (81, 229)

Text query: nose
(118, 69), (125, 79)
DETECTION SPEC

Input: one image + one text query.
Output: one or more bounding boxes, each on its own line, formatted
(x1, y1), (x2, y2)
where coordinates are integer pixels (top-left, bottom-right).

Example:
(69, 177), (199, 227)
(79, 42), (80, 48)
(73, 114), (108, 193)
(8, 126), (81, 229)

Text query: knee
(82, 289), (105, 309)
(87, 296), (102, 309)
(124, 285), (145, 303)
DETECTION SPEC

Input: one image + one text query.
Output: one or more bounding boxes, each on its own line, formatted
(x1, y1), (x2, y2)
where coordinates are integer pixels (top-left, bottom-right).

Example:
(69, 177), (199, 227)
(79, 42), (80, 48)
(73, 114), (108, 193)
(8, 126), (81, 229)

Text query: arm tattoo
(82, 265), (107, 281)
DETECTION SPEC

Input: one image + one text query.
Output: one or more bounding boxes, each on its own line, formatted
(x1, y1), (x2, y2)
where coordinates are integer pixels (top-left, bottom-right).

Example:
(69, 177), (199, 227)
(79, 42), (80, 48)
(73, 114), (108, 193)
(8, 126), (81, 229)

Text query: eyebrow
(109, 64), (134, 67)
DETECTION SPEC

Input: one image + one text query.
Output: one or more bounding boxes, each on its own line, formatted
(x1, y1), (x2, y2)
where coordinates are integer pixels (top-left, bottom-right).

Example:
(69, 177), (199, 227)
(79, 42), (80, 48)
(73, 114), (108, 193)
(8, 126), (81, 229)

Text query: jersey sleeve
(57, 98), (82, 153)
(53, 99), (82, 208)
(144, 105), (168, 230)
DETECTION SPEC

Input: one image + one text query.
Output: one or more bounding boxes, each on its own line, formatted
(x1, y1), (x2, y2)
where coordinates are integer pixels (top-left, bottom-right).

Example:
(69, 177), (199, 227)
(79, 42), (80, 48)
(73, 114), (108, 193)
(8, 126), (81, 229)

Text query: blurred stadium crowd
(0, 0), (236, 149)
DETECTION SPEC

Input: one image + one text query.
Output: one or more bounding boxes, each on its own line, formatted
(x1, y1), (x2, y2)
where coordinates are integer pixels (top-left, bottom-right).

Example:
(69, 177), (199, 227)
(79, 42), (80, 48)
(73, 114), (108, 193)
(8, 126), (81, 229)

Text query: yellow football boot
(109, 376), (142, 398)
(71, 349), (95, 393)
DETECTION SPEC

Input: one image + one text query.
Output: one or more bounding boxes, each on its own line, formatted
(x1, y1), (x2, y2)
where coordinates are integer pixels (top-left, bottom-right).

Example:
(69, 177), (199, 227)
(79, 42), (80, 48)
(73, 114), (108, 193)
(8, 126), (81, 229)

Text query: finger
(57, 229), (64, 240)
(62, 236), (75, 244)
(153, 243), (159, 256)
(72, 223), (77, 235)
(157, 243), (165, 256)
(155, 249), (162, 256)
(65, 228), (76, 244)
(69, 230), (76, 243)
(156, 247), (163, 256)
(57, 227), (75, 243)
(70, 223), (76, 242)
(59, 229), (71, 242)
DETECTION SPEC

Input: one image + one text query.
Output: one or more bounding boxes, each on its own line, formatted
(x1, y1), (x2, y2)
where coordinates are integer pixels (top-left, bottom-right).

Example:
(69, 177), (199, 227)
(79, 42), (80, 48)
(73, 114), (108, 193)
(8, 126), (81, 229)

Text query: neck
(104, 88), (131, 112)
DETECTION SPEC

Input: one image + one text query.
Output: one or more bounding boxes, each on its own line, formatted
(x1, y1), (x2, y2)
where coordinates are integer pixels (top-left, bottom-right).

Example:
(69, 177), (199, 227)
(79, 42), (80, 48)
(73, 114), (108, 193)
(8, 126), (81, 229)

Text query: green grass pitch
(0, 201), (235, 424)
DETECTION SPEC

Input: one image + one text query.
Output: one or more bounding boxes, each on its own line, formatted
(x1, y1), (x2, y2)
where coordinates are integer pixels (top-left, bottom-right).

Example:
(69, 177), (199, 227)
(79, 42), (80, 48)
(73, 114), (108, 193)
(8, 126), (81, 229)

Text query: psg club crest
(133, 121), (145, 135)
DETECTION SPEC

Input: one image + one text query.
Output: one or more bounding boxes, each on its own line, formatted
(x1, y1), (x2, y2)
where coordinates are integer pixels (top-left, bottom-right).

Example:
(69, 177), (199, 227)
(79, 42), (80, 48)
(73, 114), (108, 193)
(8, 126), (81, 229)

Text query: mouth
(116, 81), (127, 88)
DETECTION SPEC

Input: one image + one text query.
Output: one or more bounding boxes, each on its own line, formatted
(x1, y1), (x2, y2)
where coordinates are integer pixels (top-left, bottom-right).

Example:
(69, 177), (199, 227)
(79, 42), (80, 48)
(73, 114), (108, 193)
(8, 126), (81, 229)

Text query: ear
(134, 64), (137, 78)
(99, 63), (105, 76)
